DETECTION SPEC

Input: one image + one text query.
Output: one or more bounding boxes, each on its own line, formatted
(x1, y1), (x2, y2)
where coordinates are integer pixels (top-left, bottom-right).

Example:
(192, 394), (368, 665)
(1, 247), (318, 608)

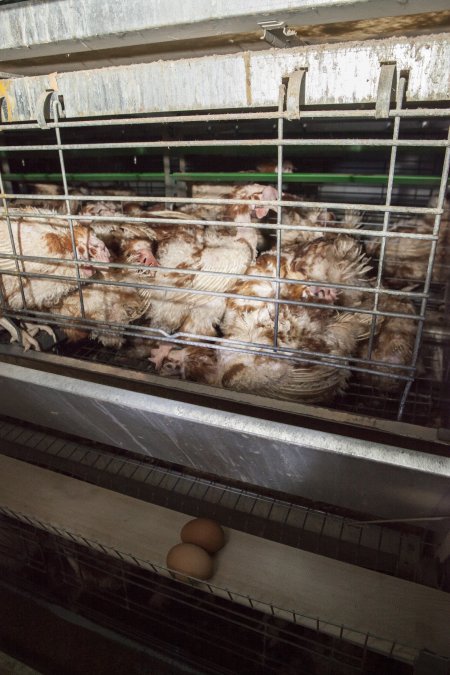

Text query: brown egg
(180, 518), (225, 554)
(166, 543), (214, 580)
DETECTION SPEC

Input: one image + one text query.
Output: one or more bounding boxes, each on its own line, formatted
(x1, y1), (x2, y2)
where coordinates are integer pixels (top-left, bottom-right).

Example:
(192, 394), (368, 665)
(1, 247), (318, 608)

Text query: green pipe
(173, 172), (447, 186)
(2, 171), (448, 186)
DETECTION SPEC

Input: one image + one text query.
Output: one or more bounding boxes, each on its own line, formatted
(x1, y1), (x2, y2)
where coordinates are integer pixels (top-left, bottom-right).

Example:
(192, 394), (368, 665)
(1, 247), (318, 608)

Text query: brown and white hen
(152, 241), (373, 404)
(141, 184), (278, 343)
(365, 195), (450, 287)
(49, 236), (160, 349)
(0, 207), (110, 349)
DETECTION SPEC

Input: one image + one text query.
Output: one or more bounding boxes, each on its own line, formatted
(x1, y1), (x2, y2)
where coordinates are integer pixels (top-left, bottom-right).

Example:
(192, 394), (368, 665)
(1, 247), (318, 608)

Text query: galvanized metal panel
(248, 35), (450, 107)
(1, 34), (449, 122)
(1, 0), (449, 60)
(0, 363), (448, 521)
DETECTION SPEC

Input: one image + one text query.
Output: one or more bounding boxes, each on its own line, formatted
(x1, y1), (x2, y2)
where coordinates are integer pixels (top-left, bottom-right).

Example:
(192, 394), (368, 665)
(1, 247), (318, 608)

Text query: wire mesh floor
(47, 335), (443, 428)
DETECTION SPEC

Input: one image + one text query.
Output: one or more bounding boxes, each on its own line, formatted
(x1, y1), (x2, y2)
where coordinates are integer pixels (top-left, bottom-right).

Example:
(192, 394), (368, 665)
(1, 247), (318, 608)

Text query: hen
(78, 198), (159, 268)
(140, 185), (278, 350)
(356, 293), (416, 392)
(279, 202), (335, 249)
(49, 211), (206, 349)
(288, 232), (374, 311)
(176, 183), (277, 223)
(0, 207), (110, 349)
(49, 237), (159, 349)
(12, 182), (88, 214)
(365, 195), (450, 287)
(152, 241), (373, 404)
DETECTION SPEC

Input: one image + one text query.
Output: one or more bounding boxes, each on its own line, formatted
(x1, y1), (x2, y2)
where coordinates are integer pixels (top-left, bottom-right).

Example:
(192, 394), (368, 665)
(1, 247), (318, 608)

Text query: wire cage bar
(0, 74), (449, 430)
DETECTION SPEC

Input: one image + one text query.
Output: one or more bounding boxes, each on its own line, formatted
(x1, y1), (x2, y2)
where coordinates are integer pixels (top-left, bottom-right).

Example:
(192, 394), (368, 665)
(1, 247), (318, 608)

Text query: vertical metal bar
(1, 155), (12, 194)
(52, 100), (86, 318)
(366, 76), (406, 361)
(177, 155), (188, 199)
(273, 84), (285, 349)
(163, 152), (174, 209)
(0, 170), (28, 320)
(398, 125), (450, 420)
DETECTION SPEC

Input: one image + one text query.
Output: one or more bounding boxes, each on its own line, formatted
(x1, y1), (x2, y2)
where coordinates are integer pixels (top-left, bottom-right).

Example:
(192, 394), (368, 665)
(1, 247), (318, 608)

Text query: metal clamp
(36, 89), (65, 129)
(258, 21), (307, 49)
(375, 62), (397, 119)
(284, 68), (307, 120)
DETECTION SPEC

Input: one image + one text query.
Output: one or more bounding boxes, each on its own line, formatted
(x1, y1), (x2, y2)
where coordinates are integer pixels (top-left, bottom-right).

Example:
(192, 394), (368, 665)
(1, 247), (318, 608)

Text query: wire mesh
(0, 507), (415, 673)
(0, 103), (448, 428)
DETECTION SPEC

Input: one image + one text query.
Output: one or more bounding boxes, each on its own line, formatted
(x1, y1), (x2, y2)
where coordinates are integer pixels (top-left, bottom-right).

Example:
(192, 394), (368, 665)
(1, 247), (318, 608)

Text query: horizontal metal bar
(1, 193), (442, 215)
(4, 309), (415, 380)
(3, 171), (448, 187)
(0, 112), (283, 132)
(0, 107), (449, 133)
(1, 34), (449, 121)
(0, 138), (448, 152)
(0, 208), (440, 243)
(0, 249), (428, 300)
(1, 265), (423, 322)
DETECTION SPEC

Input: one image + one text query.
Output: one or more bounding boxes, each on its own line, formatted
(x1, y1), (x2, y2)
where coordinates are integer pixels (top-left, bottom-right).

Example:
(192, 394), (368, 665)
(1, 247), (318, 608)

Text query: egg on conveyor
(180, 518), (225, 554)
(166, 543), (214, 580)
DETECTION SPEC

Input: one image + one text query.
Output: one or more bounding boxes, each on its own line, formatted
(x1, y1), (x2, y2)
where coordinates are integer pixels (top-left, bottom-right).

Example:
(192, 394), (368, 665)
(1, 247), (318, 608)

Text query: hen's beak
(79, 264), (95, 279)
(132, 248), (159, 267)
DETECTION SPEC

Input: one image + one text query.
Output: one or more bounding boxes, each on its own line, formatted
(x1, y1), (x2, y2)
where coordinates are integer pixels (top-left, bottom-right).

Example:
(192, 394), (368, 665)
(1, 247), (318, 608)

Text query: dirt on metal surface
(2, 10), (450, 76)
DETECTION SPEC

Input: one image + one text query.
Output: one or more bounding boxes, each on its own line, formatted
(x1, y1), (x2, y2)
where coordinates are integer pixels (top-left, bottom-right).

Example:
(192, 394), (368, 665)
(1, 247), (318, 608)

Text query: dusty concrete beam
(0, 0), (449, 61)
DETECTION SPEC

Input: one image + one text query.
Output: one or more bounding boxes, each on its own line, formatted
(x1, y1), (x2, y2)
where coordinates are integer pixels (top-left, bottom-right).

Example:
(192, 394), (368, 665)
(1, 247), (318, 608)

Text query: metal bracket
(414, 651), (450, 674)
(36, 89), (65, 129)
(258, 21), (307, 48)
(375, 62), (397, 119)
(0, 96), (8, 124)
(284, 68), (307, 120)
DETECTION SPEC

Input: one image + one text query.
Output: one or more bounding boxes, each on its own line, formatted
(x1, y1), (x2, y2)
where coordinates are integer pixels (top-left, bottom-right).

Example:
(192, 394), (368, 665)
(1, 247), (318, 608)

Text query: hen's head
(122, 237), (159, 272)
(75, 229), (111, 276)
(43, 226), (111, 278)
(158, 346), (217, 383)
(226, 184), (278, 223)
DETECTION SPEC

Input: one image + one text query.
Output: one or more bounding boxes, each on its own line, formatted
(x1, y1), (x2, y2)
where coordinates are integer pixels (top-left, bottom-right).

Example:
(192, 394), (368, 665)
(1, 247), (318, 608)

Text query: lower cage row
(0, 513), (413, 675)
(0, 441), (449, 675)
